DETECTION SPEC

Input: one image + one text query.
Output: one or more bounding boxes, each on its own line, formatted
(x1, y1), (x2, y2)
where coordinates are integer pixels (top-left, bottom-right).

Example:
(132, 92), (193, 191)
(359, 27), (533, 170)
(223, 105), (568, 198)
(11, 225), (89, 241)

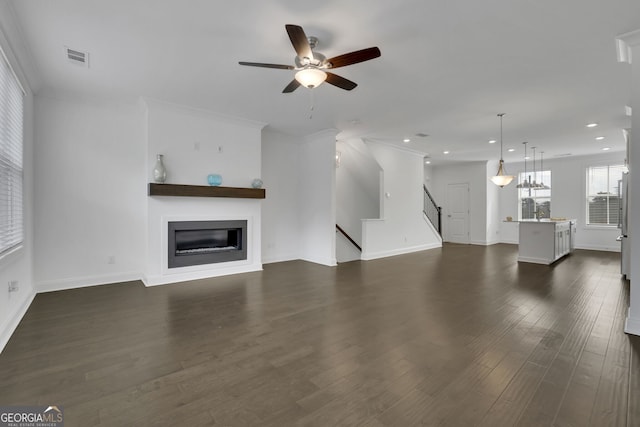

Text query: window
(518, 170), (551, 220)
(586, 165), (625, 226)
(0, 46), (24, 255)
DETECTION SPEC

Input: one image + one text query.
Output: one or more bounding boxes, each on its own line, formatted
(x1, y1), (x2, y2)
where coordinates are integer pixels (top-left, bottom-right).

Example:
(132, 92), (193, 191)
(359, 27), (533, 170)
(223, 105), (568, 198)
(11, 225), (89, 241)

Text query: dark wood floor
(1, 244), (638, 426)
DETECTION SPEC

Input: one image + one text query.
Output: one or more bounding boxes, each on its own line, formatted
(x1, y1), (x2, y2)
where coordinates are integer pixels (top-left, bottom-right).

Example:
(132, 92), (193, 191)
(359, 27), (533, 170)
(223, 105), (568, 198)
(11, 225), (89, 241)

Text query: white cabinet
(518, 220), (575, 265)
(555, 222), (570, 259)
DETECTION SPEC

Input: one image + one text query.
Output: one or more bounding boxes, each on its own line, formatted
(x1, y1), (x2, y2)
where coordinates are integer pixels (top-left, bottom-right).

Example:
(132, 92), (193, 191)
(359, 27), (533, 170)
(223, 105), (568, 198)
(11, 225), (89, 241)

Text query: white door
(447, 183), (470, 243)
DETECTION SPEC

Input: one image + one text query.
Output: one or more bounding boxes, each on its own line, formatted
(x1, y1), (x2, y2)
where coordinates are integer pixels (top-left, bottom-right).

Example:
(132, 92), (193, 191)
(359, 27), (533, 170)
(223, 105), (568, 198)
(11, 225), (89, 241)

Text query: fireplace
(168, 220), (247, 268)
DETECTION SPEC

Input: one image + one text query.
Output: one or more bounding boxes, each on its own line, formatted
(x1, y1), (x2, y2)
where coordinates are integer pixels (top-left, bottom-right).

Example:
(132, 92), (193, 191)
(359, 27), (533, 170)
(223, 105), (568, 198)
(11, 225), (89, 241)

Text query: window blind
(0, 46), (24, 255)
(586, 165), (624, 225)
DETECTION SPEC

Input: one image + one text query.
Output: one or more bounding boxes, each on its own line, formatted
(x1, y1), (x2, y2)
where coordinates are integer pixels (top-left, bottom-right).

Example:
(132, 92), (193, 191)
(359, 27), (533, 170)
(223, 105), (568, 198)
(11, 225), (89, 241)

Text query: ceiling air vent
(65, 46), (89, 67)
(415, 133), (429, 138)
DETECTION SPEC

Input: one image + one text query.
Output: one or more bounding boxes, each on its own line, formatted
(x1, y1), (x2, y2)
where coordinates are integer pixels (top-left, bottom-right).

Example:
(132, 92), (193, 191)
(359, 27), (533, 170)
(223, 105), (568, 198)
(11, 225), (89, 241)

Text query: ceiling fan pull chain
(309, 89), (315, 119)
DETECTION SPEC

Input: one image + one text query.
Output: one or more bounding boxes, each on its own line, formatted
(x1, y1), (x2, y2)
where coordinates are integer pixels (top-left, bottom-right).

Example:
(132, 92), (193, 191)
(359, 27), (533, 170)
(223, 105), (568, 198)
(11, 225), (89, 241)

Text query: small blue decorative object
(207, 174), (222, 186)
(251, 178), (263, 189)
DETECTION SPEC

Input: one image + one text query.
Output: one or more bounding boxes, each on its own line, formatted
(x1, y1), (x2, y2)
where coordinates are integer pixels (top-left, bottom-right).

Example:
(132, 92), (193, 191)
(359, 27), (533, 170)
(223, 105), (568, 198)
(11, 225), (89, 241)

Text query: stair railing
(423, 185), (442, 236)
(336, 224), (362, 252)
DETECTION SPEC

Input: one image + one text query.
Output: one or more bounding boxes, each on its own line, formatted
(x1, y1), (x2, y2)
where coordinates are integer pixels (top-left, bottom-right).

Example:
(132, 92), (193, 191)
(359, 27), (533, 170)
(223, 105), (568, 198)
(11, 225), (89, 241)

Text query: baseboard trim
(470, 240), (501, 246)
(142, 264), (263, 287)
(262, 253), (299, 264)
(625, 308), (640, 336)
(517, 256), (551, 265)
(0, 290), (36, 354)
(575, 244), (621, 253)
(36, 272), (142, 293)
(361, 242), (441, 261)
(500, 239), (519, 244)
(298, 257), (337, 267)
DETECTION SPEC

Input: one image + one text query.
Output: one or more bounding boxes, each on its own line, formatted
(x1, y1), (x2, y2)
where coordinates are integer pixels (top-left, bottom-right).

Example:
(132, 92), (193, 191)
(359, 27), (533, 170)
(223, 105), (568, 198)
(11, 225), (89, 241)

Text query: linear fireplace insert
(168, 220), (247, 268)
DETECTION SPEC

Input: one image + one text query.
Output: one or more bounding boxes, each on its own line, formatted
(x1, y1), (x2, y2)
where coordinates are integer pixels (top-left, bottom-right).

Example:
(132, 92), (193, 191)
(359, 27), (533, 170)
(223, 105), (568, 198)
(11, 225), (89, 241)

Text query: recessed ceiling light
(443, 151), (450, 154)
(507, 148), (515, 152)
(586, 123), (598, 128)
(595, 136), (605, 140)
(425, 160), (431, 164)
(524, 156), (530, 160)
(403, 138), (411, 143)
(488, 139), (496, 144)
(602, 147), (611, 151)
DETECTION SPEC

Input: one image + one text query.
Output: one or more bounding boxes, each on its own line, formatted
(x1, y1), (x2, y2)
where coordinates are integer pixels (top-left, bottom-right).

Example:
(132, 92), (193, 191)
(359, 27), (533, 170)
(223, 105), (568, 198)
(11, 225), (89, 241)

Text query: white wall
(486, 160), (502, 245)
(336, 234), (362, 263)
(33, 95), (268, 290)
(298, 129), (338, 266)
(144, 99), (265, 285)
(424, 162), (434, 187)
(431, 161), (491, 245)
(336, 138), (380, 246)
(619, 30), (640, 336)
(261, 128), (301, 264)
(498, 152), (625, 251)
(0, 4), (36, 352)
(144, 98), (264, 188)
(34, 95), (146, 291)
(361, 142), (441, 260)
(432, 153), (625, 249)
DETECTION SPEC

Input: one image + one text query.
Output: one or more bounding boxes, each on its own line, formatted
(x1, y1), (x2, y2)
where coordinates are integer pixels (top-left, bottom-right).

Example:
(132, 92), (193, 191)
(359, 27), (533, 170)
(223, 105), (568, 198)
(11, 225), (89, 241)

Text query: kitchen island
(518, 219), (576, 264)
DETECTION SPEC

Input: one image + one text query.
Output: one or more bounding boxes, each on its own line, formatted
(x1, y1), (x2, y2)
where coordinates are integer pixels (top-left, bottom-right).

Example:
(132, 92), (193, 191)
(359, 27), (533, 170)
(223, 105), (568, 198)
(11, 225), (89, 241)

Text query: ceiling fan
(239, 24), (381, 93)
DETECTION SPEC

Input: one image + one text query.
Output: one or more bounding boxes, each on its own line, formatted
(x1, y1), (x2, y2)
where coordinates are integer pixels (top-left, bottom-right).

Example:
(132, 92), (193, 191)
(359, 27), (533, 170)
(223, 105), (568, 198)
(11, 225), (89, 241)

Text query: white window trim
(585, 163), (625, 227)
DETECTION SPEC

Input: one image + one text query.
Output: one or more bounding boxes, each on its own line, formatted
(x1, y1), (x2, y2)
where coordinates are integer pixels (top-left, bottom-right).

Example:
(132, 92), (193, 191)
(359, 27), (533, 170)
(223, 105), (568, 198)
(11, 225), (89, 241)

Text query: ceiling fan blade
(239, 61), (294, 70)
(285, 24), (313, 59)
(282, 79), (301, 93)
(327, 47), (381, 69)
(325, 72), (357, 91)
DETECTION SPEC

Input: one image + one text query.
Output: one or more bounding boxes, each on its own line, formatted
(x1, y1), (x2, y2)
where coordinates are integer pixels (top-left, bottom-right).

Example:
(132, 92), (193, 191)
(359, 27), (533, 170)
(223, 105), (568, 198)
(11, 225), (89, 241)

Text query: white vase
(153, 154), (167, 183)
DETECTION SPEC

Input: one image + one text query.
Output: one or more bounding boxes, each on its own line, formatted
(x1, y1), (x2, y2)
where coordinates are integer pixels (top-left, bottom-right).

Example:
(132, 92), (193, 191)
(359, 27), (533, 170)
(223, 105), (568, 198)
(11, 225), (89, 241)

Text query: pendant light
(534, 150), (550, 190)
(516, 141), (532, 188)
(530, 146), (538, 188)
(490, 113), (515, 187)
(531, 147), (540, 190)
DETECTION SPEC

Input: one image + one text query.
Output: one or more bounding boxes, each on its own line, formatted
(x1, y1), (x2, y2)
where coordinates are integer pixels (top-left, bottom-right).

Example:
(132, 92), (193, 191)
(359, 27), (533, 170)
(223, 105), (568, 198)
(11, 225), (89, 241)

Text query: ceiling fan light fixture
(240, 25), (380, 93)
(295, 67), (327, 88)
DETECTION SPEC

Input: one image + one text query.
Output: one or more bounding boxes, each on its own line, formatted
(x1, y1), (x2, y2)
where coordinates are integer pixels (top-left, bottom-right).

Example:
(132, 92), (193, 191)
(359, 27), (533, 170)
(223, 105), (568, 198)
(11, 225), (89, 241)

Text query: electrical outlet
(107, 256), (116, 265)
(8, 280), (18, 293)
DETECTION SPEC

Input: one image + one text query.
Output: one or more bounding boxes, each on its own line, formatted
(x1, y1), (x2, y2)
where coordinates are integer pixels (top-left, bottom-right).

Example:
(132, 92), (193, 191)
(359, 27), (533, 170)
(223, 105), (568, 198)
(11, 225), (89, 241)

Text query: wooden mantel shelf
(148, 183), (265, 199)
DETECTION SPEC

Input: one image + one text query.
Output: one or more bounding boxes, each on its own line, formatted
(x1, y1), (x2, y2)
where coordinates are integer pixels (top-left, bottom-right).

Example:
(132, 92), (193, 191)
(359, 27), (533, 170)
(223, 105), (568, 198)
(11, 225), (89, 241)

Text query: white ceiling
(7, 0), (640, 165)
